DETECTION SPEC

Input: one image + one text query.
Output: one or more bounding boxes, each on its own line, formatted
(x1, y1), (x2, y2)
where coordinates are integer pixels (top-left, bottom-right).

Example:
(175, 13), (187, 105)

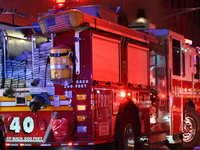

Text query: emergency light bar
(54, 0), (80, 11)
(55, 0), (66, 9)
(55, 0), (66, 3)
(185, 38), (192, 45)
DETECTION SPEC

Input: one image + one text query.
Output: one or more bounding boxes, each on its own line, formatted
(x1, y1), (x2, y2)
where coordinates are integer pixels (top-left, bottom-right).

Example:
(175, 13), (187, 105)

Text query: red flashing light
(67, 142), (73, 146)
(120, 91), (126, 97)
(5, 143), (11, 146)
(161, 94), (165, 98)
(55, 0), (67, 3)
(54, 0), (80, 11)
(54, 0), (67, 10)
(58, 3), (65, 7)
(19, 143), (25, 146)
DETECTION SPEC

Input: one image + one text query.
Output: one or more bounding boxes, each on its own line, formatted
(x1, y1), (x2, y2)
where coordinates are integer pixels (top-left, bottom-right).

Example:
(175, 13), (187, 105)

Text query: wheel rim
(183, 116), (197, 143)
(123, 124), (135, 150)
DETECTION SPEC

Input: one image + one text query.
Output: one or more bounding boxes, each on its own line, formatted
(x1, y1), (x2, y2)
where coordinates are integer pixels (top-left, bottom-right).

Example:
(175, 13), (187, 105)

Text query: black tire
(165, 107), (200, 150)
(118, 111), (139, 150)
(181, 106), (200, 149)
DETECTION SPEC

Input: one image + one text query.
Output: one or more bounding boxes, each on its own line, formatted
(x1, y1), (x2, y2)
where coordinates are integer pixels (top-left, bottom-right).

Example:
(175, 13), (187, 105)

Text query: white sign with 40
(9, 116), (34, 134)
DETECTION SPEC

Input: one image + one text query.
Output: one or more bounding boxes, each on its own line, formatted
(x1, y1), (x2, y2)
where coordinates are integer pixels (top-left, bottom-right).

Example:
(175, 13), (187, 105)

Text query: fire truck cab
(147, 28), (200, 149)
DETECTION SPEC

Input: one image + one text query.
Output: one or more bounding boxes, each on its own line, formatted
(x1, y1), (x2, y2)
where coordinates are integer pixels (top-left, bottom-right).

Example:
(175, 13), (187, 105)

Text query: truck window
(172, 39), (181, 76)
(182, 52), (185, 77)
(194, 55), (200, 79)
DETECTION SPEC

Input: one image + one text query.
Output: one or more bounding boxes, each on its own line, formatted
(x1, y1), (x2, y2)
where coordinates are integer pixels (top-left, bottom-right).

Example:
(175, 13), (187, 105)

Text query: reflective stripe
(50, 100), (69, 105)
(0, 102), (15, 106)
(50, 65), (70, 69)
(6, 140), (108, 147)
(0, 105), (73, 112)
(0, 100), (69, 107)
(50, 52), (68, 57)
(41, 144), (51, 146)
(24, 144), (32, 146)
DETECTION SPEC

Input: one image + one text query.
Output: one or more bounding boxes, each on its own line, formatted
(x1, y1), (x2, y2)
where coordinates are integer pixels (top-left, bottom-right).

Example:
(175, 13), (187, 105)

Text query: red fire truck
(0, 1), (200, 150)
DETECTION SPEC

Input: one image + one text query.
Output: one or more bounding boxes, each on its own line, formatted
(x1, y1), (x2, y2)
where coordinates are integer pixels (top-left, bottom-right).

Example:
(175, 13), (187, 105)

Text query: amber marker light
(77, 115), (87, 122)
(76, 94), (87, 100)
(77, 105), (86, 111)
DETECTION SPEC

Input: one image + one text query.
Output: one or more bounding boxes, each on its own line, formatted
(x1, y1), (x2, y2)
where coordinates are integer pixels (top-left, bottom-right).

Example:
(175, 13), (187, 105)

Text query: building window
(198, 1), (200, 26)
(183, 0), (186, 7)
(178, 0), (181, 10)
(171, 0), (175, 7)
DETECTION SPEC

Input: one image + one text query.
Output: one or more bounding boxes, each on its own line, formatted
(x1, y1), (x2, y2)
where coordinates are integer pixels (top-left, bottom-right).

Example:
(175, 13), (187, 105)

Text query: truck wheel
(165, 107), (200, 150)
(119, 111), (139, 150)
(181, 106), (200, 149)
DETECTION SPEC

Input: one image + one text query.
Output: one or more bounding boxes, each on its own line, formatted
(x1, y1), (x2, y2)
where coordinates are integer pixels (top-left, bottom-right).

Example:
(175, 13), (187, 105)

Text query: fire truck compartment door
(92, 34), (120, 82)
(127, 43), (149, 86)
